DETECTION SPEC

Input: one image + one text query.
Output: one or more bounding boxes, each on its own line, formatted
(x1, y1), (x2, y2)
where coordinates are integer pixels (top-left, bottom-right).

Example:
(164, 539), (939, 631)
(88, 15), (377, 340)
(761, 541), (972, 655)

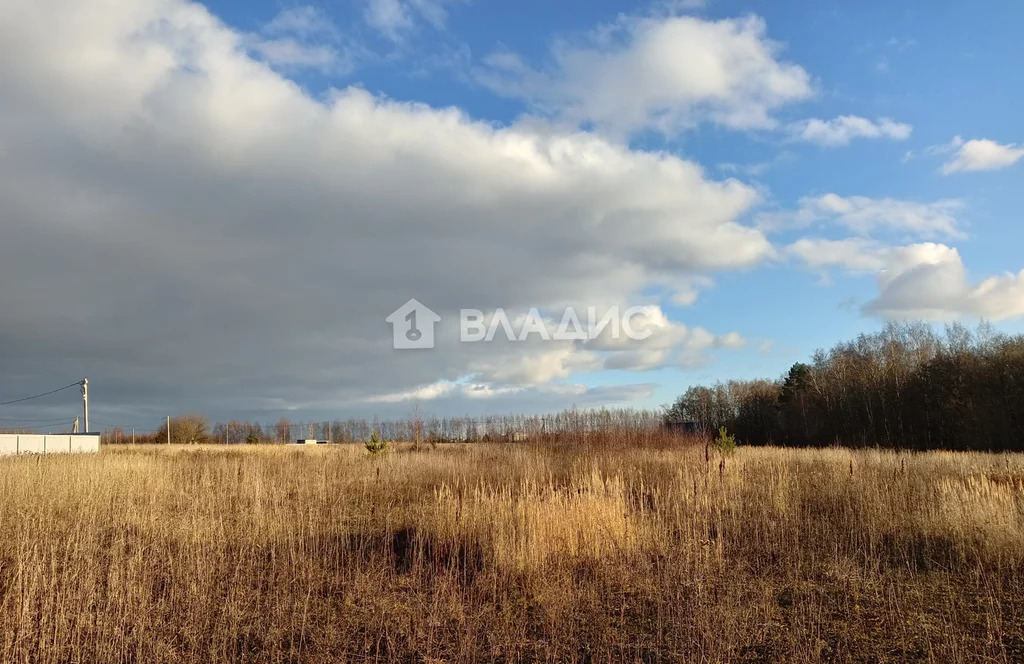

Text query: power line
(0, 382), (81, 407)
(0, 416), (72, 423)
(91, 419), (157, 430)
(0, 421), (75, 432)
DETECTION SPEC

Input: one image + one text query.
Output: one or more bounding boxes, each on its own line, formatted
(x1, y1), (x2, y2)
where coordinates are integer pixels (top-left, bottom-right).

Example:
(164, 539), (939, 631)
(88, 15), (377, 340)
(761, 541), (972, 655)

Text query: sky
(1, 0), (1023, 431)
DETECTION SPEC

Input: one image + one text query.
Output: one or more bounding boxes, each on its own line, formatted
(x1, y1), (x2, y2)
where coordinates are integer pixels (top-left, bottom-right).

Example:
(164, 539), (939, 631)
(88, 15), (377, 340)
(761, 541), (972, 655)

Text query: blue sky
(1, 0), (1022, 426)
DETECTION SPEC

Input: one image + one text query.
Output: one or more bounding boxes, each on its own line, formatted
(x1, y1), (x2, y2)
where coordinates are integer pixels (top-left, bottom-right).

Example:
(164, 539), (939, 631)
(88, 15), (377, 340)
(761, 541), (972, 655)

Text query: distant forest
(91, 322), (1024, 452)
(665, 322), (1024, 451)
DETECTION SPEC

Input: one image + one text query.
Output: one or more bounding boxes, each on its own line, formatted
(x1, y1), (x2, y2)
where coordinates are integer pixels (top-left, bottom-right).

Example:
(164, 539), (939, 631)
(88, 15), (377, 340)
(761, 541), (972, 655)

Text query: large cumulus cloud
(0, 0), (767, 423)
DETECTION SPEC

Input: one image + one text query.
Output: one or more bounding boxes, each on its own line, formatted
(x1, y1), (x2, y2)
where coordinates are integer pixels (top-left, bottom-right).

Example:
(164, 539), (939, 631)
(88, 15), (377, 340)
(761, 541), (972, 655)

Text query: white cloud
(586, 306), (746, 368)
(477, 14), (812, 137)
(247, 38), (341, 71)
(781, 191), (1024, 322)
(469, 346), (599, 386)
(264, 6), (340, 40)
(364, 380), (462, 403)
(247, 6), (349, 72)
(0, 0), (765, 418)
(942, 136), (1024, 174)
(440, 305), (746, 382)
(760, 193), (964, 240)
(718, 151), (796, 177)
(407, 0), (458, 29)
(651, 0), (709, 12)
(788, 115), (911, 147)
(866, 244), (1024, 321)
(363, 0), (461, 41)
(603, 349), (671, 371)
(666, 276), (714, 306)
(715, 331), (747, 349)
(364, 0), (415, 40)
(364, 380), (655, 409)
(786, 237), (888, 273)
(788, 240), (1024, 321)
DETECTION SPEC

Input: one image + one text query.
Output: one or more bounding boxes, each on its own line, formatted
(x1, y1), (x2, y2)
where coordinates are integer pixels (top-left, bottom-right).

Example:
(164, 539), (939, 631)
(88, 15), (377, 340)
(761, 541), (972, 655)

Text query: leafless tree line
(112, 408), (672, 446)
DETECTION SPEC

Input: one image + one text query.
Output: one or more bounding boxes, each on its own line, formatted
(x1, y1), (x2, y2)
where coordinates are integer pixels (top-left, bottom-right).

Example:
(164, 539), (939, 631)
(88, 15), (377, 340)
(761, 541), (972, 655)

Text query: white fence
(0, 434), (100, 456)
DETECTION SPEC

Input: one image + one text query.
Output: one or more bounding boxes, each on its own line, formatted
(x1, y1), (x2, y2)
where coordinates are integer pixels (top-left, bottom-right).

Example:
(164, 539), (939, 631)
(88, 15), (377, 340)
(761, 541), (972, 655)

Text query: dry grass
(1, 442), (1023, 663)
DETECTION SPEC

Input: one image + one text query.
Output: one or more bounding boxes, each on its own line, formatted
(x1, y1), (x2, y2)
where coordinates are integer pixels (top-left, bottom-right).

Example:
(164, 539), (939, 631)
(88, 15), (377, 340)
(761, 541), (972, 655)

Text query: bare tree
(274, 418), (291, 444)
(157, 415), (210, 445)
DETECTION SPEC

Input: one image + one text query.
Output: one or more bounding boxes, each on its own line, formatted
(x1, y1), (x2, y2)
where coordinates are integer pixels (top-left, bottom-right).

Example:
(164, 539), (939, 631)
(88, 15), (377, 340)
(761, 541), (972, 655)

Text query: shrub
(365, 430), (389, 455)
(713, 426), (737, 456)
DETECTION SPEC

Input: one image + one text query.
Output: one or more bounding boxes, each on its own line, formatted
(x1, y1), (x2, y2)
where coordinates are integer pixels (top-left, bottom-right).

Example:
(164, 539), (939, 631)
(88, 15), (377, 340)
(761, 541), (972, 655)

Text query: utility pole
(132, 428), (135, 445)
(167, 416), (171, 445)
(328, 421), (332, 444)
(80, 378), (89, 433)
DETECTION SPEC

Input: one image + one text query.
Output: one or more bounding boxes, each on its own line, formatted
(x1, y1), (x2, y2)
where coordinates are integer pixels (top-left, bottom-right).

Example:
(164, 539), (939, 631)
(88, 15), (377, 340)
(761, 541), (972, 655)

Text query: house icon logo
(386, 299), (441, 349)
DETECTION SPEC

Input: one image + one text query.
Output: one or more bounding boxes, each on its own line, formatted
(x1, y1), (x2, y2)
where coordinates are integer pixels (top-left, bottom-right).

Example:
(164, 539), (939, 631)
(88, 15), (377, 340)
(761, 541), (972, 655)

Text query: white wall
(70, 435), (100, 453)
(45, 435), (71, 453)
(0, 434), (100, 456)
(18, 435), (45, 454)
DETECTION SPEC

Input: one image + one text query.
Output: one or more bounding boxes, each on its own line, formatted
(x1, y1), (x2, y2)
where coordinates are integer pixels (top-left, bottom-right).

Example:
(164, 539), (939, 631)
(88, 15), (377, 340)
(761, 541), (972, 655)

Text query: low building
(0, 433), (101, 456)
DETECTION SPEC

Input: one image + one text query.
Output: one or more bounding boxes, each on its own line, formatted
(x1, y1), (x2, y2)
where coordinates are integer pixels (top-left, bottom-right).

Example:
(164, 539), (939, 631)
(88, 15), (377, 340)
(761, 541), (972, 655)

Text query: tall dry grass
(0, 442), (1022, 662)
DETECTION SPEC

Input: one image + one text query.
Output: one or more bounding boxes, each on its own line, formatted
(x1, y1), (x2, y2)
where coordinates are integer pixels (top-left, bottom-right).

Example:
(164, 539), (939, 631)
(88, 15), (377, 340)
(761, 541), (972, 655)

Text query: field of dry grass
(0, 442), (1022, 663)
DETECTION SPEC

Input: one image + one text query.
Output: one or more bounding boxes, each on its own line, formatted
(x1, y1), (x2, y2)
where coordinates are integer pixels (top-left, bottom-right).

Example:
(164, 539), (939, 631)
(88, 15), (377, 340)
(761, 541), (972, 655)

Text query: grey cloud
(0, 0), (767, 423)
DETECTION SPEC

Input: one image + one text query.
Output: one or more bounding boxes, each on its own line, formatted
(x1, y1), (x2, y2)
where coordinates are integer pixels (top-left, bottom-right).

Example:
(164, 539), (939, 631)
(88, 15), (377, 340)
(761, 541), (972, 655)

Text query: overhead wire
(0, 382), (81, 406)
(90, 419), (158, 430)
(0, 421), (76, 432)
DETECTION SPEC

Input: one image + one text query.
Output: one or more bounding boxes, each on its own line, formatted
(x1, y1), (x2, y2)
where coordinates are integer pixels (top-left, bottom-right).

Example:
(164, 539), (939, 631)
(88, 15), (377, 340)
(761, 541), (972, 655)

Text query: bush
(713, 426), (737, 456)
(365, 430), (389, 455)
